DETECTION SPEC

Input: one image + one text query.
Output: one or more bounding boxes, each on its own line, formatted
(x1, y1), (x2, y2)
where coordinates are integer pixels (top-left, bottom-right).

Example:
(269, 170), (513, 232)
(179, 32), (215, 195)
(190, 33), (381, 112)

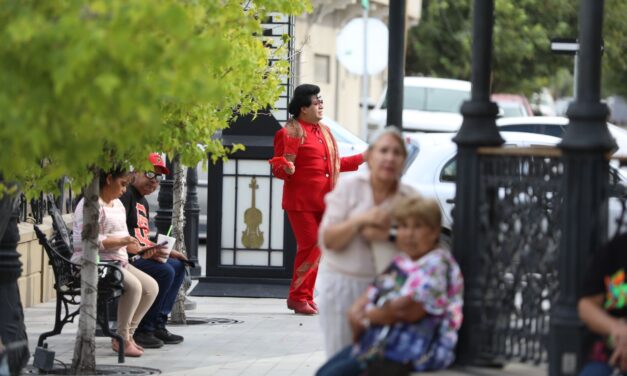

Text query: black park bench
(33, 202), (126, 365)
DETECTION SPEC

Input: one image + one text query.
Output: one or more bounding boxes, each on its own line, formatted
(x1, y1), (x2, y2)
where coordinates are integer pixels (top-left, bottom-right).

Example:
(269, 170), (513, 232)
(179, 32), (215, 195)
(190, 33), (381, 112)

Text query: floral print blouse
(355, 248), (464, 371)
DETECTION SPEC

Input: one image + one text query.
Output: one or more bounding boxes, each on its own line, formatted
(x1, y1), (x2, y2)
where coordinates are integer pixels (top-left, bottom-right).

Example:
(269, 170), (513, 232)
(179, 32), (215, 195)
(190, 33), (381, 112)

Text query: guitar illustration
(241, 177), (264, 248)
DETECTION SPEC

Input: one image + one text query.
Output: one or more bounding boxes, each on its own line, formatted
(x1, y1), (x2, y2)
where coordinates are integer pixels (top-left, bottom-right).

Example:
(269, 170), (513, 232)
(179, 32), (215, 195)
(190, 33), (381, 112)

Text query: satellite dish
(336, 18), (388, 75)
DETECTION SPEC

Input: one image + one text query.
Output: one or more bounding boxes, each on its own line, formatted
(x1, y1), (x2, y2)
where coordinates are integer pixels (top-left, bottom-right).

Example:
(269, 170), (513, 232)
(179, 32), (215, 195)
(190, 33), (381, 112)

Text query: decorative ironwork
(476, 148), (563, 364)
(18, 179), (74, 224)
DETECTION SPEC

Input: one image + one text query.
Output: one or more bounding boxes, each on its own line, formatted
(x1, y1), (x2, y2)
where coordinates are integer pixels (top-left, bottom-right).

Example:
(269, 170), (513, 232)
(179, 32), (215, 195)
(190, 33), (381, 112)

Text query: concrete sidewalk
(21, 296), (547, 375)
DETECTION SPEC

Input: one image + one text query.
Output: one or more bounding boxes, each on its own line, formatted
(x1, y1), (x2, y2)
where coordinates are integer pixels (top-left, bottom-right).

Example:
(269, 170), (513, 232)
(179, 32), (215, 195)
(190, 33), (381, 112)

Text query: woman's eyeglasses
(144, 172), (163, 181)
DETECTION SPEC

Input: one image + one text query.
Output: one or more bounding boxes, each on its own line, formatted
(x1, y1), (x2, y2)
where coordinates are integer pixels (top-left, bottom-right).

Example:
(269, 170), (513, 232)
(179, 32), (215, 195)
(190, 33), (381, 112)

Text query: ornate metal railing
(18, 178), (74, 224)
(475, 147), (563, 364)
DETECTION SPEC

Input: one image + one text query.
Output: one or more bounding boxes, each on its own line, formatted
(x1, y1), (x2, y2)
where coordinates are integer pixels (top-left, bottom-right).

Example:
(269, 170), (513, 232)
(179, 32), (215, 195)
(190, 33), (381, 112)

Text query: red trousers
(287, 210), (323, 302)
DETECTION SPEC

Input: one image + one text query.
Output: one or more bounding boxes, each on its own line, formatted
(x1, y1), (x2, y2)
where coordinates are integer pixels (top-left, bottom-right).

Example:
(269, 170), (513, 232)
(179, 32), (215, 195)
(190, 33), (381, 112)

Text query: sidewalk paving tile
(22, 296), (546, 376)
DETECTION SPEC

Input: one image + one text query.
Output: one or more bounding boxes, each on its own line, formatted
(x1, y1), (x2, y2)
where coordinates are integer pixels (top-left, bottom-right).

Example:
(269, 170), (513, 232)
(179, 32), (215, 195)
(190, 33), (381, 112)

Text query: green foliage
(0, 0), (310, 197)
(408, 0), (625, 97)
(603, 0), (627, 97)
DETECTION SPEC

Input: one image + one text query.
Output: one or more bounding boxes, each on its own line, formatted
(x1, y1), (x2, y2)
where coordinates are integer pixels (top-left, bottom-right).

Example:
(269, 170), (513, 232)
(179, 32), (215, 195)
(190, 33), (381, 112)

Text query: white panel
(270, 251), (283, 267)
(262, 36), (283, 47)
(271, 178), (284, 250)
(236, 250), (269, 266)
(237, 176), (271, 250)
(274, 96), (288, 110)
(221, 250), (234, 265)
(270, 13), (289, 23)
(223, 160), (236, 175)
(273, 109), (288, 123)
(221, 177), (236, 248)
(238, 160), (270, 176)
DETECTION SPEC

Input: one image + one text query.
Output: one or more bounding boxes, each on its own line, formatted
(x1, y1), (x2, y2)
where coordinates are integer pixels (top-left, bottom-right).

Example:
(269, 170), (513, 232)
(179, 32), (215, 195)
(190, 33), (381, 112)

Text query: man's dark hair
(288, 84), (320, 118)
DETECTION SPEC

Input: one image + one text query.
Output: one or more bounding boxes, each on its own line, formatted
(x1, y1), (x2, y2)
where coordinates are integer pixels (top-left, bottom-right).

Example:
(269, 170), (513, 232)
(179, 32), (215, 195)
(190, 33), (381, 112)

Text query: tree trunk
(169, 156), (188, 324)
(71, 177), (99, 374)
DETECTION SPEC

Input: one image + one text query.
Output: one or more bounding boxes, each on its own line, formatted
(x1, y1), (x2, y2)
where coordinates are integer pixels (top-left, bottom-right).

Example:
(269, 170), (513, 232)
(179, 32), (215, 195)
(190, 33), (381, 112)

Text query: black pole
(184, 166), (201, 277)
(551, 1), (614, 375)
(155, 157), (174, 237)
(0, 184), (30, 375)
(386, 0), (406, 131)
(451, 0), (503, 366)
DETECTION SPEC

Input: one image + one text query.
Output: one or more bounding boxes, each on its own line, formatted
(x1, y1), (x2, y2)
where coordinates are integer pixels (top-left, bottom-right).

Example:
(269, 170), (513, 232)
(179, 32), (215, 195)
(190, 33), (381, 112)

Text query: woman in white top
(73, 167), (158, 357)
(317, 127), (416, 358)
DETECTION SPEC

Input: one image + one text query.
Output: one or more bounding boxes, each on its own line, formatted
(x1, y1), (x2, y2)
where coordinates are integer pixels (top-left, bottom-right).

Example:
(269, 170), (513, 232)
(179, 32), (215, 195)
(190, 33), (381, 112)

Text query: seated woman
(72, 167), (159, 357)
(578, 233), (627, 376)
(316, 197), (464, 376)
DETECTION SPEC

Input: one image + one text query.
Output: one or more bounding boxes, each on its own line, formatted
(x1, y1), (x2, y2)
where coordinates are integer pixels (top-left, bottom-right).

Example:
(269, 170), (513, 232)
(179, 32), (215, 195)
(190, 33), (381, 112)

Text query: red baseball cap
(148, 153), (170, 175)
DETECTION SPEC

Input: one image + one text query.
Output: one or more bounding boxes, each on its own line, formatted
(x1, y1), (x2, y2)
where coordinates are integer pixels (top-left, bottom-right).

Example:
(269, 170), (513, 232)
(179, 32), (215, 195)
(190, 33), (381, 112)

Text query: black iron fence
(471, 148), (627, 366)
(18, 178), (74, 224)
(475, 147), (563, 364)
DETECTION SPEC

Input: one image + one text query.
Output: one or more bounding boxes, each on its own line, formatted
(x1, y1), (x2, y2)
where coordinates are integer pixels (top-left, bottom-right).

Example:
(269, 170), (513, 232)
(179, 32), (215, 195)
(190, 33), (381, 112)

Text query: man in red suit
(270, 84), (365, 315)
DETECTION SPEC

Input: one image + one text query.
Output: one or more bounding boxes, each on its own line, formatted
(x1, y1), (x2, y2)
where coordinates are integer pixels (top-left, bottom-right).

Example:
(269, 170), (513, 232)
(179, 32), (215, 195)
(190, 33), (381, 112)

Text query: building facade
(293, 0), (421, 139)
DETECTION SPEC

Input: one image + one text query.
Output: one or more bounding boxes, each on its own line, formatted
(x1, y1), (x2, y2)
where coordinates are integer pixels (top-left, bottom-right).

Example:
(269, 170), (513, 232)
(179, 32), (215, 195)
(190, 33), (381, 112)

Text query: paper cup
(156, 234), (176, 263)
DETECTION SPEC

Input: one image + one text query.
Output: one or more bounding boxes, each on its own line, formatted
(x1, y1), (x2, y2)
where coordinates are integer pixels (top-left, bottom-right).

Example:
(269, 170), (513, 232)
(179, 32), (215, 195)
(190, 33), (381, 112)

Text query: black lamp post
(155, 158), (174, 237)
(0, 183), (30, 374)
(550, 1), (614, 375)
(451, 0), (503, 366)
(386, 0), (406, 131)
(184, 166), (201, 277)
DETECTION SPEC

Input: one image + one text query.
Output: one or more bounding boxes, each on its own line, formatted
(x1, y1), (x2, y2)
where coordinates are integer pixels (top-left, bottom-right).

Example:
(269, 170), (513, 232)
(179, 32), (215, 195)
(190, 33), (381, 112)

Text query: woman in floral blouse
(316, 197), (464, 376)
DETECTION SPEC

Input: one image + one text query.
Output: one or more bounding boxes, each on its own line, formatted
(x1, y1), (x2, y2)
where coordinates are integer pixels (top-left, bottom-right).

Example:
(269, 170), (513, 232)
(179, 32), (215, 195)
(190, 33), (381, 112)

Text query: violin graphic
(241, 177), (264, 248)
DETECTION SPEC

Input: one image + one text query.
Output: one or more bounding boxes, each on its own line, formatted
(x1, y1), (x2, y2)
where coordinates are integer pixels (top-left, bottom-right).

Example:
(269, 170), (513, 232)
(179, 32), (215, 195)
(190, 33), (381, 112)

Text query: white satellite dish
(336, 18), (388, 75)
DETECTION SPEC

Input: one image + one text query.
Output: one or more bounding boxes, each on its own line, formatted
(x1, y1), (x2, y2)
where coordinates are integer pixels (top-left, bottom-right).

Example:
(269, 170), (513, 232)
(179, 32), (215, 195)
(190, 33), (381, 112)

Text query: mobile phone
(131, 241), (168, 261)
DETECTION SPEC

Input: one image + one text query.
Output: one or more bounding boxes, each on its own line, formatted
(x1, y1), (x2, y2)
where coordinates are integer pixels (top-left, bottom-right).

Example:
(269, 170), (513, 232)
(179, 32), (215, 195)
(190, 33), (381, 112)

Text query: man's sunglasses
(144, 172), (163, 181)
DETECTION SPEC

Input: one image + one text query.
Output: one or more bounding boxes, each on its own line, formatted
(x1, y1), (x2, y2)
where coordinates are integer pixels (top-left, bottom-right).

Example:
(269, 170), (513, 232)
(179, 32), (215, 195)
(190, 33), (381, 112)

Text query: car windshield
(382, 86), (470, 113)
(323, 118), (366, 146)
(499, 103), (527, 117)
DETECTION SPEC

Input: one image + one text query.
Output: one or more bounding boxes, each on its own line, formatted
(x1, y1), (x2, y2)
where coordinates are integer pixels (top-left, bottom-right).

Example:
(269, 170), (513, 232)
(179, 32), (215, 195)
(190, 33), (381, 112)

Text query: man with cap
(119, 153), (187, 348)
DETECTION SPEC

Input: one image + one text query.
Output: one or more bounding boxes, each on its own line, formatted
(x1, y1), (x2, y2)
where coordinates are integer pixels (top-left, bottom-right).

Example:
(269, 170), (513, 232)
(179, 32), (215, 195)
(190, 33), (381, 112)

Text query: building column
(550, 1), (614, 375)
(452, 0), (503, 365)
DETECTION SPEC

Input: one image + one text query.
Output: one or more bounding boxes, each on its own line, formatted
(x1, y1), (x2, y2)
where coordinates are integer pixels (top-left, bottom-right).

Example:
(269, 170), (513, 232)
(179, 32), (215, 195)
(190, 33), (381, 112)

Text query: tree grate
(168, 317), (243, 326)
(22, 364), (160, 375)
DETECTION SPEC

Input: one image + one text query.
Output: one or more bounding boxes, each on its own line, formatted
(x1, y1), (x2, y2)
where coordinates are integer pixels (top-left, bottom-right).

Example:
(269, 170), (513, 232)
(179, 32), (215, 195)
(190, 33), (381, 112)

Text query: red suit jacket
(271, 120), (364, 212)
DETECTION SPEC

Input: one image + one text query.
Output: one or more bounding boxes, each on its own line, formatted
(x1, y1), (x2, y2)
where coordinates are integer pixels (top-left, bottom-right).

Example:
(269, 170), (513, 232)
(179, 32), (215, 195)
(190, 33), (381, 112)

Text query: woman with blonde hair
(317, 197), (464, 375)
(317, 127), (416, 358)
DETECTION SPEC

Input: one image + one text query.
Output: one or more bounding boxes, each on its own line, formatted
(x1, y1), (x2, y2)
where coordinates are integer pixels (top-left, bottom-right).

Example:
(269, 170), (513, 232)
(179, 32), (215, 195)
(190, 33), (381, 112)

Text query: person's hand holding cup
(154, 234), (176, 263)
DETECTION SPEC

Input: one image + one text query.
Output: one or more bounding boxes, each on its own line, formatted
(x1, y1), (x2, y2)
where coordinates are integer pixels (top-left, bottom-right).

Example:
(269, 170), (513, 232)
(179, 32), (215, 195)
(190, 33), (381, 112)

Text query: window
(314, 54), (330, 83)
(382, 86), (470, 113)
(440, 157), (457, 182)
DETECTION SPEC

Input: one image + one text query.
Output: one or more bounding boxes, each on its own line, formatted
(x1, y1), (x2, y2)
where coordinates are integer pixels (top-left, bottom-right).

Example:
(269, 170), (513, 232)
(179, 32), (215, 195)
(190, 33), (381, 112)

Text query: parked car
(496, 116), (627, 158)
(401, 131), (564, 239)
(367, 77), (471, 134)
(146, 117), (368, 240)
(401, 131), (627, 240)
(492, 93), (534, 117)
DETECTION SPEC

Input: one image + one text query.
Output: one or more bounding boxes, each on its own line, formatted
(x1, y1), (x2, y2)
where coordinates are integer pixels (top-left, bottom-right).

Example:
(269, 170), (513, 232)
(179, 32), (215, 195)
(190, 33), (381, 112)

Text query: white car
(496, 116), (627, 158)
(322, 117), (368, 156)
(368, 77), (471, 134)
(401, 131), (627, 240)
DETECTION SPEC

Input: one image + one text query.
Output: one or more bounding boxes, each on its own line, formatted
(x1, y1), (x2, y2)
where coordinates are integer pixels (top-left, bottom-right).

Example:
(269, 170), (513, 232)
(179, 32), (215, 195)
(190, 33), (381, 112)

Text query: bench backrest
(34, 225), (80, 294)
(47, 198), (73, 259)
